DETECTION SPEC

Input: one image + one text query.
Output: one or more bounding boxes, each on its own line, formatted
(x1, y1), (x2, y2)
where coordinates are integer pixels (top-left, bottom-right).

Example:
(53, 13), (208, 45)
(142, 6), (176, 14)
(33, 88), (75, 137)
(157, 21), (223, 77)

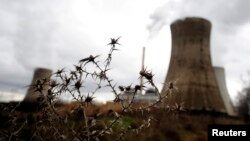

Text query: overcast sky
(0, 0), (250, 103)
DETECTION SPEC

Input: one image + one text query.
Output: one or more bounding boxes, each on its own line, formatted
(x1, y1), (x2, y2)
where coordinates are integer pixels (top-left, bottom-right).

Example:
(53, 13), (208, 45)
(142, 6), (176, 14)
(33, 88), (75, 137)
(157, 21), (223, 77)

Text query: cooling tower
(214, 67), (236, 116)
(17, 68), (52, 111)
(161, 17), (226, 112)
(23, 68), (52, 103)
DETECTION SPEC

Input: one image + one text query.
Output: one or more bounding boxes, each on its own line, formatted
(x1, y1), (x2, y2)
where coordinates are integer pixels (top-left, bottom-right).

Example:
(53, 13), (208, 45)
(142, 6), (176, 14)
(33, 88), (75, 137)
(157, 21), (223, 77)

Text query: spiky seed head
(85, 95), (94, 104)
(118, 86), (124, 91)
(74, 80), (82, 90)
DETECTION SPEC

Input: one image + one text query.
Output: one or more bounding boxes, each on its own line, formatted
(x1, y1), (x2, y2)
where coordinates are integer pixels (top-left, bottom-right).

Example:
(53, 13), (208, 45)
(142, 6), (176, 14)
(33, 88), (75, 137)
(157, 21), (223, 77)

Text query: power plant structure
(214, 67), (236, 116)
(19, 68), (52, 111)
(161, 17), (229, 113)
(16, 18), (235, 115)
(118, 88), (159, 104)
(23, 68), (52, 103)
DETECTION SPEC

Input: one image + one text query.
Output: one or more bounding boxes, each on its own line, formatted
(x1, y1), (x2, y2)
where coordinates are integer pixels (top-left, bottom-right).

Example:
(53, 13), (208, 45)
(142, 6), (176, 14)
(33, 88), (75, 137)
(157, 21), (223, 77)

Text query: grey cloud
(0, 0), (61, 91)
(0, 0), (98, 91)
(209, 0), (250, 26)
(147, 0), (182, 39)
(147, 0), (250, 39)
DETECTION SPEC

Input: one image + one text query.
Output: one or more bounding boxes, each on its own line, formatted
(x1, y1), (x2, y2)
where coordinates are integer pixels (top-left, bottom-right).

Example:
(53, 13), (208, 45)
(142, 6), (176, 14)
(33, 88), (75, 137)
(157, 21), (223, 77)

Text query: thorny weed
(0, 37), (180, 141)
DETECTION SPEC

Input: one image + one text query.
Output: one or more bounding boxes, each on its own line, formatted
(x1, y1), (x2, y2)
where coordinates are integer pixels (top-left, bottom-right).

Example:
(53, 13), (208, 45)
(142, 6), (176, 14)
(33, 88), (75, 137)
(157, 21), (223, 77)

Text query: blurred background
(1, 0), (250, 104)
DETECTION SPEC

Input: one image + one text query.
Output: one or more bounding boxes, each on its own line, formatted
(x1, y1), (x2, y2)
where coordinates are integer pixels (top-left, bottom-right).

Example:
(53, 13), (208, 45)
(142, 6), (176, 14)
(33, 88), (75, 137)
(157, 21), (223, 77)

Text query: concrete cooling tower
(17, 68), (52, 111)
(17, 68), (52, 112)
(161, 17), (226, 112)
(23, 68), (52, 103)
(214, 67), (236, 116)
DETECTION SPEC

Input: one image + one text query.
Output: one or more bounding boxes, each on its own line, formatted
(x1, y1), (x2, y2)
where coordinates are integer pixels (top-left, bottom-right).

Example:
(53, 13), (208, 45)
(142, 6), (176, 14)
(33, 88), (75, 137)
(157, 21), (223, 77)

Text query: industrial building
(161, 17), (233, 114)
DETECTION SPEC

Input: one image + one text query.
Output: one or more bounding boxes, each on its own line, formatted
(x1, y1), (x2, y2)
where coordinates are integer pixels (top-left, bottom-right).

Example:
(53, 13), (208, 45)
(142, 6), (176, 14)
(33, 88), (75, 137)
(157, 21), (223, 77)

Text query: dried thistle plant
(0, 37), (178, 141)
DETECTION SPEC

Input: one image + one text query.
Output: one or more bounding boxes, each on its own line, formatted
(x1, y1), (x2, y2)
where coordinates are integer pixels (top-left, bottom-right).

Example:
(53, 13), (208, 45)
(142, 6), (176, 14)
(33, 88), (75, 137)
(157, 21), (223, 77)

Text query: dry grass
(0, 101), (248, 141)
(125, 109), (246, 141)
(54, 103), (247, 141)
(56, 101), (123, 116)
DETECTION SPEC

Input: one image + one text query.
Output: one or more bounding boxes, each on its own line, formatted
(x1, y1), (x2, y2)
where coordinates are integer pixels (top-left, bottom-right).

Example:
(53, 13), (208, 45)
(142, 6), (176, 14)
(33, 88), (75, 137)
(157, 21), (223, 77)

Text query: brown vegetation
(1, 102), (247, 141)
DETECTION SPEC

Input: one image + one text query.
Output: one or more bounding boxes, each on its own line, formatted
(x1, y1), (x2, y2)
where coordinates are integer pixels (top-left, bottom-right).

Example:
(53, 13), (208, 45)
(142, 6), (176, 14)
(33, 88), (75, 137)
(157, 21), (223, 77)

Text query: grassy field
(125, 110), (246, 141)
(0, 101), (248, 141)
